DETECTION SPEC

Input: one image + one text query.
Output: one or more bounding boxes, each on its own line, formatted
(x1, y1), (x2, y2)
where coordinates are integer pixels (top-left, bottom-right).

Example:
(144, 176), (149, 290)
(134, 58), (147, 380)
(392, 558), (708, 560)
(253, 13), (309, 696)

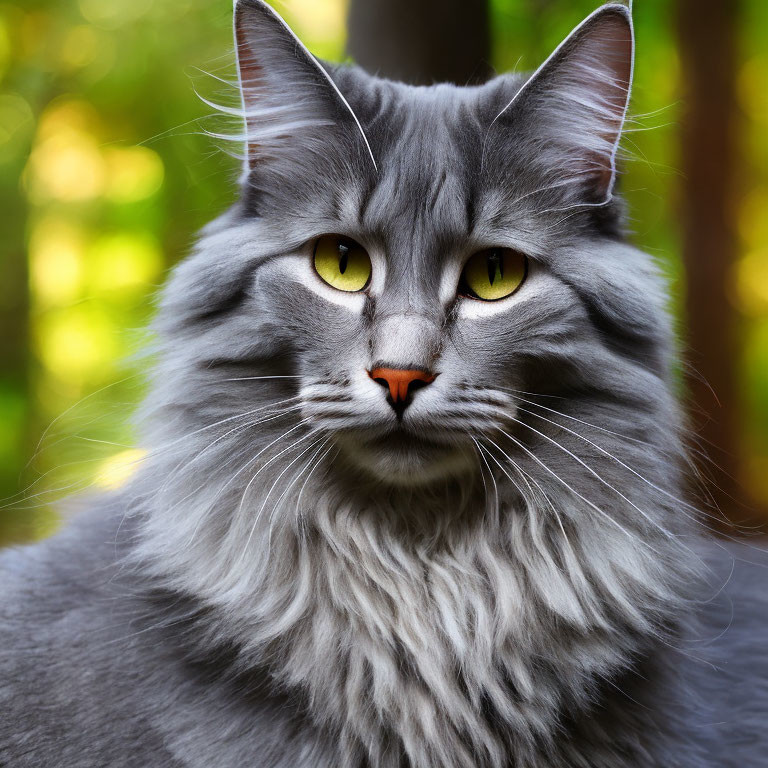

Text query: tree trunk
(0, 166), (31, 545)
(347, 0), (491, 86)
(676, 0), (757, 527)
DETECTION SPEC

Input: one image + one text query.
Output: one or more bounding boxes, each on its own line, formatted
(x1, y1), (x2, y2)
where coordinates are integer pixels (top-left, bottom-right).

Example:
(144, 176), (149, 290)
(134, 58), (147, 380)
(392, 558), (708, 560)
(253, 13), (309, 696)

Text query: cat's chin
(336, 430), (474, 486)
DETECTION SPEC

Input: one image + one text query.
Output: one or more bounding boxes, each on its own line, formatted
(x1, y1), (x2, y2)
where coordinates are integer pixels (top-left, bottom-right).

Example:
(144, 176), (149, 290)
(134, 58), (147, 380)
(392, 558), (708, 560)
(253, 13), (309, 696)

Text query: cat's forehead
(334, 69), (522, 166)
(330, 68), (525, 239)
(333, 67), (519, 132)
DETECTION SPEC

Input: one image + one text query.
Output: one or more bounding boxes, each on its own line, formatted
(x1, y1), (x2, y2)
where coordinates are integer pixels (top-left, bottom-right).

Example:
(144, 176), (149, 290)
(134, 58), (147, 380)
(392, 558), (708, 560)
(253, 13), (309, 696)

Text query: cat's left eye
(313, 235), (372, 293)
(459, 248), (527, 301)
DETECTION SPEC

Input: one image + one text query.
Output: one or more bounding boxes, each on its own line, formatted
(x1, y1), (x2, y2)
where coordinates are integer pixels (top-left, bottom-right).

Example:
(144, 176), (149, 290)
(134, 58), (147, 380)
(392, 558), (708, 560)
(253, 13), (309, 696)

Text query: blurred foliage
(0, 0), (767, 544)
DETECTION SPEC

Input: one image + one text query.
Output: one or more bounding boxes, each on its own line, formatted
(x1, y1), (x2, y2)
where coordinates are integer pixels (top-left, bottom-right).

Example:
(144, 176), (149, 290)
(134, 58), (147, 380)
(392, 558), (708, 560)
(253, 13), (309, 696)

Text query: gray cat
(1, 2), (766, 766)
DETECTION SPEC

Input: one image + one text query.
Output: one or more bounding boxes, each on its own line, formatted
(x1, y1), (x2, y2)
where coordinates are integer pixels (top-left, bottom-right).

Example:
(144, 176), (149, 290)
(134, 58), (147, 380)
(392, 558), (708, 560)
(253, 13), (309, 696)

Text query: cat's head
(153, 1), (671, 490)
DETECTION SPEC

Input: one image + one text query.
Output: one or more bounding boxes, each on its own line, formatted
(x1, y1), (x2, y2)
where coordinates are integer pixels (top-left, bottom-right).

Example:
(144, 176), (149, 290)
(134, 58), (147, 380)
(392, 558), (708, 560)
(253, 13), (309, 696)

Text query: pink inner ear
(235, 20), (266, 167)
(235, 17), (263, 84)
(579, 16), (634, 132)
(232, 0), (377, 174)
(538, 10), (634, 197)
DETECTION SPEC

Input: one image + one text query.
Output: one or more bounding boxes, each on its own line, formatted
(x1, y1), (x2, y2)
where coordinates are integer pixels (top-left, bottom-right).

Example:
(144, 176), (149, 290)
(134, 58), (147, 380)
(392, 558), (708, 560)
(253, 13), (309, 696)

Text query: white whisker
(182, 420), (311, 549)
(221, 375), (304, 382)
(481, 436), (582, 568)
(232, 423), (317, 531)
(266, 436), (332, 545)
(237, 430), (326, 567)
(494, 426), (657, 554)
(470, 437), (499, 524)
(157, 402), (304, 501)
(515, 404), (714, 524)
(508, 415), (681, 545)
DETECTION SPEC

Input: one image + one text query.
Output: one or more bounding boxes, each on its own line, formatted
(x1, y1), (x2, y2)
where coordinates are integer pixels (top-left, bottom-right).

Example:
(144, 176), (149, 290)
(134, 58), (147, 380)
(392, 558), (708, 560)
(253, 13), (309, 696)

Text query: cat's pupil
(487, 250), (502, 285)
(338, 243), (350, 274)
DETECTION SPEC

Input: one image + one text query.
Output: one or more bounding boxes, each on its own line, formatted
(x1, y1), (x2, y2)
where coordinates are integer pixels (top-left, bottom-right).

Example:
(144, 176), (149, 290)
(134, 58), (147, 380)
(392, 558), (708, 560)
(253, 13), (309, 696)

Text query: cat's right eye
(459, 248), (527, 301)
(313, 235), (372, 293)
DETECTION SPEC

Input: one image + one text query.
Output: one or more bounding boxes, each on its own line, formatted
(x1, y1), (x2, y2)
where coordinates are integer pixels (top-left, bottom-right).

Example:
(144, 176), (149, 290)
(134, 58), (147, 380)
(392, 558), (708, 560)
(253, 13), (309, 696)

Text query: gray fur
(2, 2), (767, 766)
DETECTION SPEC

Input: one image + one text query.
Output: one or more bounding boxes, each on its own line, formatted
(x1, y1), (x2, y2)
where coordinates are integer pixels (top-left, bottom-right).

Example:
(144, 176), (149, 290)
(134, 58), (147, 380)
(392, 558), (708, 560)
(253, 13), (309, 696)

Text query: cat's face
(237, 82), (582, 484)
(158, 1), (665, 489)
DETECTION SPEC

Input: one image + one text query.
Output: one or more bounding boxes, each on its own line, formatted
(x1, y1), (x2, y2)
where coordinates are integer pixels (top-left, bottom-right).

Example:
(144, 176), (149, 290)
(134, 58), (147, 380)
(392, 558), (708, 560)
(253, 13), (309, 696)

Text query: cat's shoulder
(682, 535), (768, 766)
(0, 499), (123, 638)
(692, 535), (768, 667)
(0, 501), (178, 766)
(697, 534), (768, 625)
(0, 501), (332, 768)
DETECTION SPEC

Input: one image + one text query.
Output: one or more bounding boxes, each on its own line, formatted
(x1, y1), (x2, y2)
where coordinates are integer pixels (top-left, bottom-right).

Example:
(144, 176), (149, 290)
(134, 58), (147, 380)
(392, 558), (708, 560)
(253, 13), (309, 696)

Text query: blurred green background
(1, 0), (767, 544)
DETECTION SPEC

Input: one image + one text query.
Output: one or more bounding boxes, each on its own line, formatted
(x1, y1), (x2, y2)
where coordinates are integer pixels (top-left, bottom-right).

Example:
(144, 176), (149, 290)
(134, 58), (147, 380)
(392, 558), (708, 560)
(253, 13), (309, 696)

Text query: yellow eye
(460, 248), (527, 301)
(313, 235), (371, 292)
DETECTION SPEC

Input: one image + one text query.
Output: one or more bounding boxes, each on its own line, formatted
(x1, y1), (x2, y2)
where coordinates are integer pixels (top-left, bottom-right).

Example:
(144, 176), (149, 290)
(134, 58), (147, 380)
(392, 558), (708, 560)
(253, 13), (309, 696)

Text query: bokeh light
(29, 216), (85, 305)
(94, 448), (145, 489)
(103, 146), (164, 203)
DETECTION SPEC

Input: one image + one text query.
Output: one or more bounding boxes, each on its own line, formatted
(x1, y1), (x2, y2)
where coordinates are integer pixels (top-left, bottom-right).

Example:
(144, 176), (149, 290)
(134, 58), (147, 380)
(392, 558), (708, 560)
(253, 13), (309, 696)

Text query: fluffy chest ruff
(138, 473), (692, 768)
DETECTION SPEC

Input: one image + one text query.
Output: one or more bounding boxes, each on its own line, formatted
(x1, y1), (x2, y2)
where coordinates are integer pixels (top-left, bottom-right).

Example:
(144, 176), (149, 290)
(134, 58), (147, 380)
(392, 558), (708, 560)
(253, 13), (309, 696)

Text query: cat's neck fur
(134, 452), (697, 768)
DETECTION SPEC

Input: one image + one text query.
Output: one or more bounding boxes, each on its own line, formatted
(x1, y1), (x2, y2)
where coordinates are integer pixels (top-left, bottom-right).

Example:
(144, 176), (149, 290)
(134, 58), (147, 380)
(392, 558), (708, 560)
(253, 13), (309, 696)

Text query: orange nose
(368, 367), (436, 402)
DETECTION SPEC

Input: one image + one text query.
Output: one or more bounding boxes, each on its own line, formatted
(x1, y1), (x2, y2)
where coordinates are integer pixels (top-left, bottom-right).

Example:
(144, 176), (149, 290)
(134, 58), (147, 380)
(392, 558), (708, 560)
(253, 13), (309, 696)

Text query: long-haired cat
(1, 2), (766, 766)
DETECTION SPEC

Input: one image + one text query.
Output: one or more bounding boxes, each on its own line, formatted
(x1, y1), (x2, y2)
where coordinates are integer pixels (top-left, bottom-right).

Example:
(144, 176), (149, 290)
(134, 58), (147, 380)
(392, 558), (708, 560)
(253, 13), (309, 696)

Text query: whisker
(502, 390), (654, 447)
(475, 437), (527, 499)
(181, 420), (313, 547)
(501, 389), (734, 527)
(508, 416), (681, 545)
(141, 395), (305, 469)
(220, 375), (304, 382)
(266, 435), (332, 545)
(494, 427), (658, 554)
(515, 405), (726, 527)
(157, 403), (305, 500)
(295, 442), (338, 536)
(481, 436), (579, 566)
(470, 437), (499, 524)
(26, 374), (142, 472)
(232, 423), (317, 530)
(239, 431), (327, 564)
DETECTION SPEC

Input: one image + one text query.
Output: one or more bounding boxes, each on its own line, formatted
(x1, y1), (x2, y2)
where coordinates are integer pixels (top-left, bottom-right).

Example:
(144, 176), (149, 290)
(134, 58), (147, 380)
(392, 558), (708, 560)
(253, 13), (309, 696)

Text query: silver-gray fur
(2, 2), (767, 766)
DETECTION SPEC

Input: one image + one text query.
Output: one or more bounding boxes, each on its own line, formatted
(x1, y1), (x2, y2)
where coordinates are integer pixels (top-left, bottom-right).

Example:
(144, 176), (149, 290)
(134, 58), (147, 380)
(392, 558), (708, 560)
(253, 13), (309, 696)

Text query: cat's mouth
(367, 428), (445, 452)
(337, 427), (474, 485)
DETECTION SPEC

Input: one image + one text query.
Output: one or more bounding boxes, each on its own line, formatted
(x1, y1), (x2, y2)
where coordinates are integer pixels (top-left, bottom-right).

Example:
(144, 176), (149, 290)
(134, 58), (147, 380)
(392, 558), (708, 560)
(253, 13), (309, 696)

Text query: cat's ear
(233, 0), (376, 172)
(491, 4), (633, 203)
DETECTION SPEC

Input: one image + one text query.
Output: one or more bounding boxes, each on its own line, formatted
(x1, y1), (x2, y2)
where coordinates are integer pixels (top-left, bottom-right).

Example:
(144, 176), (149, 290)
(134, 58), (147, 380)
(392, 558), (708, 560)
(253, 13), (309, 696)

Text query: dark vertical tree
(0, 161), (31, 544)
(347, 0), (491, 86)
(676, 0), (759, 526)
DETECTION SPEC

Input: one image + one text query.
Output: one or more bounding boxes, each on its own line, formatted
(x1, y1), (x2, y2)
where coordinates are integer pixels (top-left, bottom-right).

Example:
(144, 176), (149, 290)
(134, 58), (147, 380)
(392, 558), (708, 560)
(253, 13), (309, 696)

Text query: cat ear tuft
(493, 4), (633, 203)
(233, 0), (376, 173)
